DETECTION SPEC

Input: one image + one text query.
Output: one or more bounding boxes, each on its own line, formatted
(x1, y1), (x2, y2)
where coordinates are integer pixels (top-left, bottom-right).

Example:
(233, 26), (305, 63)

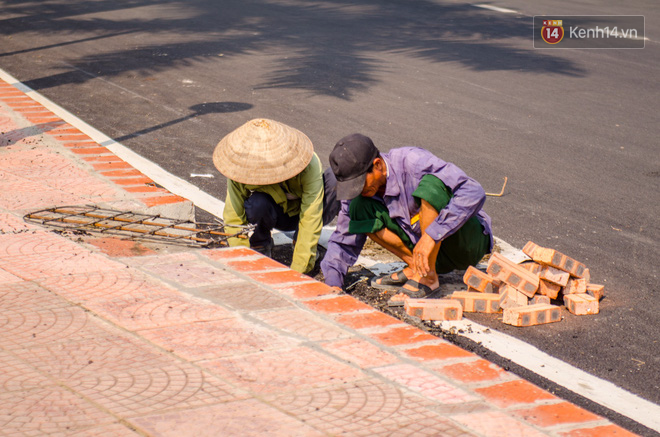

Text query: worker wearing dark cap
(321, 133), (492, 297)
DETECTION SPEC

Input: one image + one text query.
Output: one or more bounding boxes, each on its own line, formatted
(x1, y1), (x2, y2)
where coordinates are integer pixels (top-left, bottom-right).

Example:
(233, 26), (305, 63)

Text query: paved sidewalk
(0, 78), (638, 436)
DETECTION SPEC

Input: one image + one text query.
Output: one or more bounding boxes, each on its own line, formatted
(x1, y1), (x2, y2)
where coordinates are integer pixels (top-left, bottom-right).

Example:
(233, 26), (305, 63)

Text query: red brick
(112, 177), (153, 186)
(439, 359), (507, 383)
(503, 304), (562, 327)
(248, 269), (313, 285)
(530, 295), (551, 305)
(523, 241), (588, 278)
(450, 291), (500, 313)
(586, 283), (605, 301)
(203, 246), (256, 260)
(303, 295), (372, 314)
(24, 117), (61, 123)
(487, 253), (539, 297)
(222, 256), (287, 272)
(404, 343), (472, 361)
(498, 284), (528, 309)
(564, 293), (599, 315)
(513, 401), (601, 427)
(336, 311), (401, 329)
(69, 147), (109, 155)
(463, 266), (498, 293)
(404, 298), (463, 321)
(100, 169), (144, 177)
(565, 277), (588, 294)
(53, 134), (93, 142)
(519, 260), (542, 274)
(539, 265), (570, 286)
(522, 240), (541, 258)
(558, 424), (639, 437)
(142, 195), (186, 207)
(92, 161), (134, 170)
(539, 279), (561, 299)
(369, 325), (437, 346)
(82, 155), (124, 163)
(277, 282), (338, 299)
(475, 380), (556, 408)
(62, 141), (98, 148)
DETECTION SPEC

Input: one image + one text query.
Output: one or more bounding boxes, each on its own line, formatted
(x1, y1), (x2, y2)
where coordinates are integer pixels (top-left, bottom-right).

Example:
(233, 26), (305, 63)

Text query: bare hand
(412, 233), (437, 277)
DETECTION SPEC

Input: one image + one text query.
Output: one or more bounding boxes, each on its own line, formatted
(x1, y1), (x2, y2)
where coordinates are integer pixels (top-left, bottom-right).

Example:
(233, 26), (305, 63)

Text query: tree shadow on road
(0, 0), (586, 100)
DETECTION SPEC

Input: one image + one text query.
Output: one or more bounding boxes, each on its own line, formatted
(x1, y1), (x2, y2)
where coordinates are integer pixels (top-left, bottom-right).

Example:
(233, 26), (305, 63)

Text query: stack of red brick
(403, 241), (605, 327)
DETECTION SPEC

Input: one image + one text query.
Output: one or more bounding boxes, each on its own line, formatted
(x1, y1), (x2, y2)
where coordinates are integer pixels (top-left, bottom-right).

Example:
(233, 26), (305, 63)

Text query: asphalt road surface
(1, 0), (658, 433)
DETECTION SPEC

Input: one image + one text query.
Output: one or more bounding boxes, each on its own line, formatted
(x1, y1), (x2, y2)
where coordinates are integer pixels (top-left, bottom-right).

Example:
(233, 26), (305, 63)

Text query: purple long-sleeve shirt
(321, 147), (493, 288)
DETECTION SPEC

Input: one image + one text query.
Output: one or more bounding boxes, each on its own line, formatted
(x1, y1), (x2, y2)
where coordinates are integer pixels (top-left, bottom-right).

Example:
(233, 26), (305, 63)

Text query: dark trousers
(244, 168), (340, 247)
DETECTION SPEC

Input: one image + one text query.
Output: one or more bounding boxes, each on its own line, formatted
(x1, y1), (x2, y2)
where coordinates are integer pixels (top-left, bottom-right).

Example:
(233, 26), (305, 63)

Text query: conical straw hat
(213, 118), (314, 185)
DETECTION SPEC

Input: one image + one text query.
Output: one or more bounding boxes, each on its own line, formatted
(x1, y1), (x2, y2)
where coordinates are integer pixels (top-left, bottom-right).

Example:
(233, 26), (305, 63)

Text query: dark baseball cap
(329, 133), (379, 200)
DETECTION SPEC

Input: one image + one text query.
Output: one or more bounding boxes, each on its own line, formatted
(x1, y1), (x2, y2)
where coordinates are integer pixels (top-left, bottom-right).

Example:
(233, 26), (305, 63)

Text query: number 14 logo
(542, 22), (564, 44)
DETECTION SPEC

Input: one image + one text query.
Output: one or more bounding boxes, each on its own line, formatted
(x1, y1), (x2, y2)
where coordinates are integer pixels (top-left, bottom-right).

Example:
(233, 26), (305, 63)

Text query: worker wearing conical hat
(214, 119), (340, 274)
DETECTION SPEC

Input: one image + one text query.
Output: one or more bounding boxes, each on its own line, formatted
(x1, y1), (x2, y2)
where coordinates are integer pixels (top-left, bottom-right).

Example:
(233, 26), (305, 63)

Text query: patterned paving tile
(264, 378), (476, 436)
(0, 351), (55, 392)
(83, 291), (234, 331)
(0, 304), (107, 350)
(0, 172), (88, 210)
(0, 148), (91, 180)
(131, 398), (325, 437)
(0, 281), (70, 310)
(49, 423), (143, 437)
(72, 364), (245, 417)
(252, 308), (352, 341)
(320, 338), (400, 368)
(13, 334), (174, 381)
(0, 230), (84, 258)
(137, 318), (299, 361)
(0, 212), (35, 234)
(452, 410), (549, 437)
(373, 364), (477, 404)
(0, 250), (125, 281)
(196, 281), (292, 311)
(128, 252), (242, 288)
(0, 387), (116, 436)
(38, 268), (179, 304)
(201, 346), (363, 394)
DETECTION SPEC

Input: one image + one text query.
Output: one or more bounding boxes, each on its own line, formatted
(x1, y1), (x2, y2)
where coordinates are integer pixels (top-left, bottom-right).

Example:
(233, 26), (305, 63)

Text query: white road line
(473, 3), (519, 14)
(1, 66), (658, 432)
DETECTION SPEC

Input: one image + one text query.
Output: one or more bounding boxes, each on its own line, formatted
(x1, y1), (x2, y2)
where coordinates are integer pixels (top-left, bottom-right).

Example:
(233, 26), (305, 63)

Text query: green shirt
(223, 152), (324, 274)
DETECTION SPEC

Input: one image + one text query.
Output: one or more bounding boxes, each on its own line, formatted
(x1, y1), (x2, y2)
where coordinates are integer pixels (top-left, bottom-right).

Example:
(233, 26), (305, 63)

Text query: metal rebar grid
(24, 205), (253, 247)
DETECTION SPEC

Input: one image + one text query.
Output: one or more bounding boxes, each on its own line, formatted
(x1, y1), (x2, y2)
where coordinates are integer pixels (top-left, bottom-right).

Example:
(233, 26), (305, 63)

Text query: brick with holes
(404, 298), (463, 321)
(450, 291), (501, 313)
(503, 303), (562, 327)
(564, 277), (588, 294)
(463, 266), (498, 293)
(564, 293), (599, 315)
(586, 283), (605, 301)
(538, 266), (570, 287)
(522, 241), (588, 278)
(530, 295), (551, 305)
(486, 253), (539, 297)
(519, 260), (542, 275)
(498, 284), (529, 309)
(538, 279), (562, 299)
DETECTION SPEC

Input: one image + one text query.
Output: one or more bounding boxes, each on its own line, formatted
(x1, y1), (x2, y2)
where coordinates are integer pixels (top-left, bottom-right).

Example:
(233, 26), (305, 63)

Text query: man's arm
(320, 201), (366, 288)
(291, 155), (324, 274)
(223, 179), (251, 247)
(421, 160), (486, 243)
